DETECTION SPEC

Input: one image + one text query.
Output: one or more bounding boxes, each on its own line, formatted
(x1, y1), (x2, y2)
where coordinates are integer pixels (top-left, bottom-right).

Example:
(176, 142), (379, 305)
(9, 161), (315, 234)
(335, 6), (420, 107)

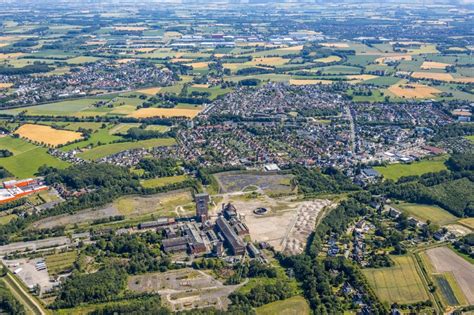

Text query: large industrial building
(195, 193), (210, 222)
(0, 178), (48, 204)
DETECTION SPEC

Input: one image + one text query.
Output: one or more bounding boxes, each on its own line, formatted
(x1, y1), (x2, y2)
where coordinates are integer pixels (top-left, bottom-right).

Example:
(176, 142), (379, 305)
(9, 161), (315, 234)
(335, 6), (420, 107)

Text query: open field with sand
(387, 83), (441, 99)
(221, 193), (331, 254)
(128, 268), (241, 311)
(15, 124), (83, 147)
(426, 247), (474, 304)
(129, 107), (202, 119)
(214, 171), (294, 195)
(363, 255), (429, 304)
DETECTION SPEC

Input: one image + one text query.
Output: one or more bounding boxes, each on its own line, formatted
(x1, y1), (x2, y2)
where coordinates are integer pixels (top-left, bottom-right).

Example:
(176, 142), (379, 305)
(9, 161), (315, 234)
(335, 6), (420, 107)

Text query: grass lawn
(140, 175), (188, 188)
(256, 296), (310, 315)
(0, 214), (17, 225)
(362, 255), (429, 304)
(374, 156), (448, 180)
(465, 135), (474, 143)
(347, 89), (386, 102)
(78, 138), (176, 160)
(0, 137), (69, 178)
(394, 202), (458, 225)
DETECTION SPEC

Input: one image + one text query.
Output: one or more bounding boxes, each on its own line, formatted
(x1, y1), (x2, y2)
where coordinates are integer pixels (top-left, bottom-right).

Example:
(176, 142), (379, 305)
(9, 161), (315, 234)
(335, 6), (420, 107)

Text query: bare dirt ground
(30, 206), (120, 229)
(30, 189), (193, 229)
(0, 236), (71, 255)
(426, 246), (474, 304)
(220, 193), (331, 254)
(128, 268), (243, 311)
(214, 171), (294, 194)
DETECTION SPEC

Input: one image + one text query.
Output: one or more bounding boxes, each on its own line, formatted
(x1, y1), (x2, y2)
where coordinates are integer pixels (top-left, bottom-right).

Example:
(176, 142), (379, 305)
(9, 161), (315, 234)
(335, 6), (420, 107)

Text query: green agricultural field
(108, 123), (141, 135)
(364, 76), (402, 87)
(394, 202), (458, 226)
(140, 175), (188, 188)
(0, 137), (69, 178)
(256, 296), (310, 315)
(362, 255), (429, 304)
(62, 122), (104, 132)
(66, 56), (101, 64)
(320, 65), (361, 75)
(45, 251), (77, 276)
(59, 126), (123, 152)
(188, 86), (233, 100)
(0, 98), (101, 116)
(374, 156), (448, 180)
(78, 138), (176, 160)
(465, 135), (474, 143)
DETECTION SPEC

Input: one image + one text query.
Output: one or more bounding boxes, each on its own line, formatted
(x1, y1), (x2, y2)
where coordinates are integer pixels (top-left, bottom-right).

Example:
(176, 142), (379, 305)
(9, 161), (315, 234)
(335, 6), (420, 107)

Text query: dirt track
(426, 246), (474, 304)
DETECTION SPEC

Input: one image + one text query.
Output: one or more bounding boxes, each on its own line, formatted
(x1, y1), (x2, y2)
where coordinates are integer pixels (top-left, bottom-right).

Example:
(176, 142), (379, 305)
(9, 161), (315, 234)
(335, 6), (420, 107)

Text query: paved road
(345, 105), (356, 153)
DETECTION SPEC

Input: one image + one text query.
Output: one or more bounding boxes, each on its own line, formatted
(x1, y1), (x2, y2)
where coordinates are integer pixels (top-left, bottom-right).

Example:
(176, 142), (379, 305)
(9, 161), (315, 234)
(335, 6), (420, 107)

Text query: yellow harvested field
(458, 218), (474, 230)
(0, 52), (24, 59)
(192, 84), (209, 88)
(279, 45), (304, 51)
(388, 83), (441, 99)
(237, 41), (266, 47)
(346, 74), (378, 82)
(185, 62), (209, 69)
(15, 124), (83, 147)
(136, 87), (162, 95)
(114, 26), (148, 31)
(0, 83), (13, 88)
(213, 53), (227, 58)
(134, 48), (156, 53)
(116, 58), (136, 64)
(321, 43), (349, 48)
(171, 58), (193, 63)
(249, 57), (289, 66)
(129, 107), (201, 119)
(411, 72), (462, 82)
(289, 79), (332, 85)
(455, 77), (474, 83)
(85, 40), (107, 45)
(315, 55), (341, 63)
(375, 55), (412, 64)
(420, 61), (451, 69)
